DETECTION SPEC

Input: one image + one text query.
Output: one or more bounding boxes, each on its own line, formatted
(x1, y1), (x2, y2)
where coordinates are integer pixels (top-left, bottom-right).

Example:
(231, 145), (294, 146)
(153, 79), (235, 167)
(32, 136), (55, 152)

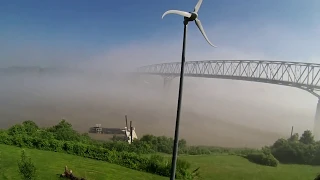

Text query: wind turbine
(162, 0), (216, 179)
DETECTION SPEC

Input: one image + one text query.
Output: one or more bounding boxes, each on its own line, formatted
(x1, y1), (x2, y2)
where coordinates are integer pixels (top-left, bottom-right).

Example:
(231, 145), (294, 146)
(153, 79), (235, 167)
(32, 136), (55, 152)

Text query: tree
(18, 149), (37, 180)
(22, 120), (39, 135)
(49, 119), (72, 131)
(47, 119), (80, 141)
(178, 139), (187, 149)
(272, 138), (288, 149)
(288, 133), (299, 142)
(8, 124), (26, 136)
(299, 130), (315, 145)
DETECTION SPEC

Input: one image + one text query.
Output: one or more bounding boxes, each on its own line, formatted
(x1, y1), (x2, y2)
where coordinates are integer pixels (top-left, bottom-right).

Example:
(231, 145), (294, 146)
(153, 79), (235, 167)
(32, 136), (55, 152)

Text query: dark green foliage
(8, 121), (39, 137)
(289, 133), (299, 142)
(46, 120), (81, 142)
(22, 121), (39, 136)
(138, 134), (259, 156)
(18, 149), (37, 180)
(269, 130), (320, 165)
(245, 150), (279, 167)
(34, 130), (55, 140)
(139, 135), (174, 154)
(8, 124), (26, 136)
(145, 154), (170, 176)
(299, 130), (315, 145)
(183, 146), (211, 155)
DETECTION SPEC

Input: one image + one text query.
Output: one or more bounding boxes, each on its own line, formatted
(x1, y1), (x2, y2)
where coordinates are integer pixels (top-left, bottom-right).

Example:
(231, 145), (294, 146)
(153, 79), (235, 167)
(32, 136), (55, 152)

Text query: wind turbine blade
(194, 0), (203, 13)
(195, 19), (216, 47)
(162, 10), (192, 19)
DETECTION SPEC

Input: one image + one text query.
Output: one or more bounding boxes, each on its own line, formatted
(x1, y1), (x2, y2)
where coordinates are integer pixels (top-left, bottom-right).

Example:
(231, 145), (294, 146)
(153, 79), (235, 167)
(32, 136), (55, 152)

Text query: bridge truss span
(137, 60), (320, 96)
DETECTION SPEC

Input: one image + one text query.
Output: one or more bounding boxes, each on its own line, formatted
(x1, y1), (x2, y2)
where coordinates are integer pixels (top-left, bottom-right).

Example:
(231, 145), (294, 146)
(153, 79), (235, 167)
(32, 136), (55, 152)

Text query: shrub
(18, 149), (37, 180)
(22, 120), (39, 135)
(185, 146), (211, 155)
(8, 124), (26, 136)
(245, 151), (279, 167)
(145, 154), (170, 176)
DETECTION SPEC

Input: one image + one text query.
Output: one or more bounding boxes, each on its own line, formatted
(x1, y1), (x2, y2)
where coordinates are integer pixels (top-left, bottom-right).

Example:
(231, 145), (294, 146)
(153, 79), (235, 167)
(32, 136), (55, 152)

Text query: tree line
(0, 120), (201, 179)
(244, 129), (320, 168)
(2, 119), (320, 178)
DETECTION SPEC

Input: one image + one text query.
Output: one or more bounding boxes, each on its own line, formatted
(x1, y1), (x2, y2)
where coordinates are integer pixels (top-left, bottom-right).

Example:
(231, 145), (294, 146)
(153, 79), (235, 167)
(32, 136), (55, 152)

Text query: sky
(0, 0), (319, 71)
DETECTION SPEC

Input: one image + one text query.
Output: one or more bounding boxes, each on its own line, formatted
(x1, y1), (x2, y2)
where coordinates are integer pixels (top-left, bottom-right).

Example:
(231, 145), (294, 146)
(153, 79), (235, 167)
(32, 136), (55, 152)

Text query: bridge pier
(163, 76), (176, 88)
(314, 98), (320, 140)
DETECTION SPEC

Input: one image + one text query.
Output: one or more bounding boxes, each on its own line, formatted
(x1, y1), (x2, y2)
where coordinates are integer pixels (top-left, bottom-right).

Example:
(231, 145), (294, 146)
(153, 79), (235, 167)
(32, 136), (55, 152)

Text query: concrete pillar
(163, 77), (172, 88)
(314, 98), (320, 140)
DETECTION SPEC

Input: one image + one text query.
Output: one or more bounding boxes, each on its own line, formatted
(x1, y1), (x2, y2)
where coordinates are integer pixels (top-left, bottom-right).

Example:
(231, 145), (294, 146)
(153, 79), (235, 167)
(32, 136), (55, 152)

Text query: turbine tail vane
(194, 0), (203, 13)
(195, 19), (216, 47)
(162, 10), (192, 19)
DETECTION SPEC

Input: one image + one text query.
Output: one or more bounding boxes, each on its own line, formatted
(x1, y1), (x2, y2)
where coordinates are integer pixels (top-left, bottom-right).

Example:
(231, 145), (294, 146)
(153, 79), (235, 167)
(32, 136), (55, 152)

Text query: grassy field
(0, 144), (319, 180)
(0, 144), (166, 180)
(181, 155), (320, 180)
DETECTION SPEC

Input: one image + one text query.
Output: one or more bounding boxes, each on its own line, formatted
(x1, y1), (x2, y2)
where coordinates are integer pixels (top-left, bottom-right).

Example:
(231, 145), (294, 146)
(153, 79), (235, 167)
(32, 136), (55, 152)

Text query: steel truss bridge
(136, 60), (320, 139)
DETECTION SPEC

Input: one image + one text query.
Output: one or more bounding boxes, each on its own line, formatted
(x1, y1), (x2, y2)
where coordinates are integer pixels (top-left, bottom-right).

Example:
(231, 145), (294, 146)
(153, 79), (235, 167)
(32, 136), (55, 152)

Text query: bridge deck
(136, 60), (320, 94)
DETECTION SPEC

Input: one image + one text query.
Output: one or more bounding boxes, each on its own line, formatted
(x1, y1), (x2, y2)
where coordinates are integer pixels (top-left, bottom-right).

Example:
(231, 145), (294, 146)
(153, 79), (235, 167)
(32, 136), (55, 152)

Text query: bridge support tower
(314, 98), (320, 140)
(306, 89), (320, 141)
(163, 76), (176, 88)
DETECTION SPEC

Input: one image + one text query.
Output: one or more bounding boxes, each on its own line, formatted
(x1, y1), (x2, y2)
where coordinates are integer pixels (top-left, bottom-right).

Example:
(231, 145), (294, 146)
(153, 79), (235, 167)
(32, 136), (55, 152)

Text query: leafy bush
(245, 151), (279, 167)
(184, 146), (211, 155)
(18, 149), (37, 180)
(145, 154), (170, 176)
(22, 120), (39, 135)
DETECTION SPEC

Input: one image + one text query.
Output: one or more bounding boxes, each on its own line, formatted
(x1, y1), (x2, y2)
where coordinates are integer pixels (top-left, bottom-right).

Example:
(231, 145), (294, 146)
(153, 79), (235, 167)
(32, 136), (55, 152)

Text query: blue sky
(0, 0), (319, 70)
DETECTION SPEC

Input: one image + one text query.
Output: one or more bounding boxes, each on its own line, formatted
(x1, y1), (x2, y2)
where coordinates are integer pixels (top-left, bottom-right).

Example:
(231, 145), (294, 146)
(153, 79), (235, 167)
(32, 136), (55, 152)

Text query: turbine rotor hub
(189, 12), (198, 21)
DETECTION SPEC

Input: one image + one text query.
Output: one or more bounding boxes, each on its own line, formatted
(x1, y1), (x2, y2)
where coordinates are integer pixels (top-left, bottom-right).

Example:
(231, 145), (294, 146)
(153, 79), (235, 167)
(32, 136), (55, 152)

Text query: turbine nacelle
(161, 0), (216, 47)
(187, 12), (198, 21)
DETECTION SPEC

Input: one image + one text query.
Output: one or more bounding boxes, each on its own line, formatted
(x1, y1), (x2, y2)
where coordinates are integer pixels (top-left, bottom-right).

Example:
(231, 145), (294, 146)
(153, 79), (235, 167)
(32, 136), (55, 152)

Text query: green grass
(1, 144), (319, 180)
(181, 155), (320, 180)
(0, 144), (166, 180)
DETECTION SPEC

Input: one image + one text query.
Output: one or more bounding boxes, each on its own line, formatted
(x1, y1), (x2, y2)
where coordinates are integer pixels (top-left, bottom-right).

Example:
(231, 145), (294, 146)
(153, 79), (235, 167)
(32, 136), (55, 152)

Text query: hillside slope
(182, 155), (319, 180)
(0, 144), (166, 180)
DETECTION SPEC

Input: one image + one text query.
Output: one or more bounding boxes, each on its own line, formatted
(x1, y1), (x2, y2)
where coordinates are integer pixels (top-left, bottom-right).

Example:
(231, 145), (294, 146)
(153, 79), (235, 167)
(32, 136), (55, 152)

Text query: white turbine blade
(162, 10), (192, 19)
(194, 0), (203, 13)
(195, 19), (216, 47)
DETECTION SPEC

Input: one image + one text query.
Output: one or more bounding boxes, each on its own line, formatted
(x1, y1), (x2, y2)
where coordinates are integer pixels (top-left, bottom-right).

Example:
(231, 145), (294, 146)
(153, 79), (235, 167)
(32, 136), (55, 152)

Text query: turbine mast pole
(170, 18), (188, 180)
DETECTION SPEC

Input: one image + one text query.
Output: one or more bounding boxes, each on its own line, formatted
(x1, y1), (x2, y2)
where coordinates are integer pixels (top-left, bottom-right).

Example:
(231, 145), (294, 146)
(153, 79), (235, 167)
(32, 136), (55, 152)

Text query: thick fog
(0, 68), (316, 148)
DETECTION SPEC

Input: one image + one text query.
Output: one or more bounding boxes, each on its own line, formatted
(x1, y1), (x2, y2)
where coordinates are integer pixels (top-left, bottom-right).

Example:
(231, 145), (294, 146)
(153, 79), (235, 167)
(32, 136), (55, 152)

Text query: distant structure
(136, 60), (320, 140)
(88, 116), (138, 144)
